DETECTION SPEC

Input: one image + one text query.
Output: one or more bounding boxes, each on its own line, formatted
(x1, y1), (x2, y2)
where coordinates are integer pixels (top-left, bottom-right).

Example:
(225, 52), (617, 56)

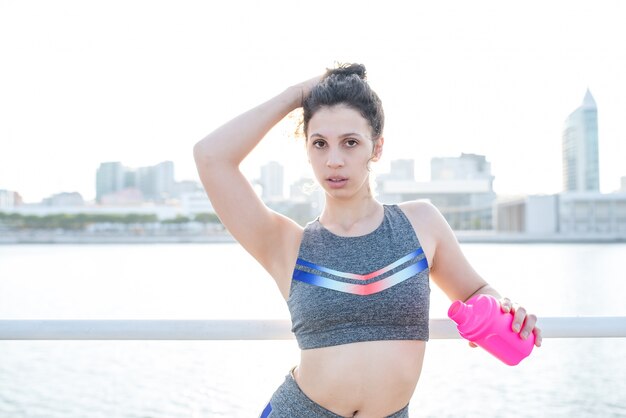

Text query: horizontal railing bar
(0, 317), (624, 340)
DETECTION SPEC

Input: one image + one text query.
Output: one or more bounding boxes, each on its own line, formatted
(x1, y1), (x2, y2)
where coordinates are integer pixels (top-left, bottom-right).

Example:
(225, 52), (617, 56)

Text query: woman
(193, 64), (542, 418)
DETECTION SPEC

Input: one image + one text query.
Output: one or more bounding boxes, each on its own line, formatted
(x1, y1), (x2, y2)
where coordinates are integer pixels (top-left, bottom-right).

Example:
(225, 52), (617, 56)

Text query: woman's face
(306, 104), (383, 199)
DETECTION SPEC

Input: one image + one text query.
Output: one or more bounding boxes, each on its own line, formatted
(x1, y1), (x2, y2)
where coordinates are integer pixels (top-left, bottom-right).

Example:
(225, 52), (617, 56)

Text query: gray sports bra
(287, 204), (430, 349)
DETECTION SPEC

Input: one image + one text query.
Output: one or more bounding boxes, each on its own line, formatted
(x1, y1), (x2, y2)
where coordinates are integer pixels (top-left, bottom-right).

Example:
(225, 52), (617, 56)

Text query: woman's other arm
(402, 201), (542, 346)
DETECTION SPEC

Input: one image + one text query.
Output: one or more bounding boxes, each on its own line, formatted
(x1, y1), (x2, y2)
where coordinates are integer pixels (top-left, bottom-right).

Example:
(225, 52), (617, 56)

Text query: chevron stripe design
(292, 248), (428, 296)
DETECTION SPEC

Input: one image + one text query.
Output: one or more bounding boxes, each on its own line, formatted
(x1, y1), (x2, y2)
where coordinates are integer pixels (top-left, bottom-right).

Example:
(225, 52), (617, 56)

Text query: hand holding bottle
(499, 296), (542, 345)
(448, 294), (542, 365)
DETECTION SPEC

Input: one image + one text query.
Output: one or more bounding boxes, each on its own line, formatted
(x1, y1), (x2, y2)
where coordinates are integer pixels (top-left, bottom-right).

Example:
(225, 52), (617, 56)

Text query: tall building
(137, 161), (175, 201)
(153, 161), (175, 198)
(260, 161), (284, 201)
(562, 89), (599, 192)
(96, 162), (125, 202)
(96, 160), (176, 203)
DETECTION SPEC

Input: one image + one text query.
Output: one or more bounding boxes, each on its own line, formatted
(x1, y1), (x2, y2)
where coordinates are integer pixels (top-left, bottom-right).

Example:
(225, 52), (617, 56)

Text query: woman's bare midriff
(293, 340), (426, 418)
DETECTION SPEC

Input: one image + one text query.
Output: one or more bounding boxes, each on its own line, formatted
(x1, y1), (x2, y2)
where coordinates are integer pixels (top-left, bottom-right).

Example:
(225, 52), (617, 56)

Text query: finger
(533, 327), (543, 347)
(519, 313), (537, 340)
(511, 305), (527, 333)
(500, 297), (513, 313)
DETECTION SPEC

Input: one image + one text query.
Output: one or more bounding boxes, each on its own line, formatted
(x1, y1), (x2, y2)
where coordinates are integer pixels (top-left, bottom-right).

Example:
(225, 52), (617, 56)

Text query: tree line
(0, 212), (221, 231)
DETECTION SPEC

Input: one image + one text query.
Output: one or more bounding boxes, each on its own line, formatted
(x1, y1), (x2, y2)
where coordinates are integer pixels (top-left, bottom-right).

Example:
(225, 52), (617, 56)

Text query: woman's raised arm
(193, 77), (321, 289)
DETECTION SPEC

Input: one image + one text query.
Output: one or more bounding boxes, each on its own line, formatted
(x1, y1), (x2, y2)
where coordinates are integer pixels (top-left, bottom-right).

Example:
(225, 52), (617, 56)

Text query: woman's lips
(326, 177), (348, 188)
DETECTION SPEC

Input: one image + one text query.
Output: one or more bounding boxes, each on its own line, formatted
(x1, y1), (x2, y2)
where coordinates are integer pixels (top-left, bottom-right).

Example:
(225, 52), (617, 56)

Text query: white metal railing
(1, 317), (625, 340)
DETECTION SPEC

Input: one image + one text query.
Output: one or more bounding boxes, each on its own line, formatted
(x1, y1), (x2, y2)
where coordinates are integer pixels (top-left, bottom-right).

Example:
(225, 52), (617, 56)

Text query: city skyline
(3, 140), (626, 205)
(3, 152), (625, 236)
(2, 1), (626, 203)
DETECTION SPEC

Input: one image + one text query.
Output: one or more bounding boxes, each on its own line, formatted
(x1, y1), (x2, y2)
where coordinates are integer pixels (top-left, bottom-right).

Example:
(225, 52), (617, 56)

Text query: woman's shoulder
(397, 200), (443, 223)
(396, 200), (450, 263)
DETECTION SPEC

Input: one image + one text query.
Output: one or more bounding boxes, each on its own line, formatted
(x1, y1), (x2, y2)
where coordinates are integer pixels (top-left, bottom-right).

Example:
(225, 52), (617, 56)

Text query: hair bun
(303, 62), (384, 140)
(325, 63), (367, 80)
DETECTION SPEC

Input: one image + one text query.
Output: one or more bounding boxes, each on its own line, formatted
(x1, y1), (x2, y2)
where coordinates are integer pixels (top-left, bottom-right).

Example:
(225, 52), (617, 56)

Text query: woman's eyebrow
(340, 132), (364, 138)
(309, 132), (364, 139)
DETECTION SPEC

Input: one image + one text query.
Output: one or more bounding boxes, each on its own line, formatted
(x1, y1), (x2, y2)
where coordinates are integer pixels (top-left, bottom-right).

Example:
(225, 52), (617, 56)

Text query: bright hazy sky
(1, 0), (625, 203)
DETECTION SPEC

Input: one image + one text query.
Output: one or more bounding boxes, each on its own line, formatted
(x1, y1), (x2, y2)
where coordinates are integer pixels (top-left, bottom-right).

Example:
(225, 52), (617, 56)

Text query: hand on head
(292, 75), (324, 107)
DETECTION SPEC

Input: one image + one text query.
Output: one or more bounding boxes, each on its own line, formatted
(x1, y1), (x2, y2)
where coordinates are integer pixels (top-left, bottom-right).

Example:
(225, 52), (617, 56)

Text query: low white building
(496, 192), (626, 237)
(559, 192), (626, 234)
(42, 192), (85, 207)
(378, 179), (495, 230)
(180, 191), (214, 216)
(376, 155), (496, 230)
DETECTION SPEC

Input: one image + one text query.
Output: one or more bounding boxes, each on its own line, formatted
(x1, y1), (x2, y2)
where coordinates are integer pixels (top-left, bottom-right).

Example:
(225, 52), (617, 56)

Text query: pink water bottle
(448, 294), (535, 366)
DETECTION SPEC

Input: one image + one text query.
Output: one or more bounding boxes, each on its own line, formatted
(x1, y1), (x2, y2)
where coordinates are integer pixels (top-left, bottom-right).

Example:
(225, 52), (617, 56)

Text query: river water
(1, 243), (625, 417)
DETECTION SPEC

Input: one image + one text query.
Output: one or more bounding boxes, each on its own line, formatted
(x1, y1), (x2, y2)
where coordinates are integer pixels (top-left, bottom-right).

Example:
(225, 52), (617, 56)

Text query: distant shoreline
(0, 232), (236, 245)
(1, 231), (625, 244)
(453, 231), (626, 244)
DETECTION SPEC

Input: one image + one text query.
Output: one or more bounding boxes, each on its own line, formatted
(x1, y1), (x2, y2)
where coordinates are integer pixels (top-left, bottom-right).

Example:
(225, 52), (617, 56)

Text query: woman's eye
(345, 139), (358, 147)
(313, 140), (326, 149)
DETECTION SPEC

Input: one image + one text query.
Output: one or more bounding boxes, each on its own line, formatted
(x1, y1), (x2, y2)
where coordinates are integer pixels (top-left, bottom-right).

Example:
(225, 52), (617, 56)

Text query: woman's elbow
(192, 141), (203, 160)
(193, 138), (218, 166)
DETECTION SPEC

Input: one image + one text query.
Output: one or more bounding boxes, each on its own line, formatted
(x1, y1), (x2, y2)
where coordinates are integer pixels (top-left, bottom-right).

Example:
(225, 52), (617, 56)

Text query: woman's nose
(326, 149), (344, 168)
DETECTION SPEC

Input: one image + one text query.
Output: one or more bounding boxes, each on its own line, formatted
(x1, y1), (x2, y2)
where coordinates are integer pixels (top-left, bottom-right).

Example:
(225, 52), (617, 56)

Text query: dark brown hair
(302, 63), (384, 141)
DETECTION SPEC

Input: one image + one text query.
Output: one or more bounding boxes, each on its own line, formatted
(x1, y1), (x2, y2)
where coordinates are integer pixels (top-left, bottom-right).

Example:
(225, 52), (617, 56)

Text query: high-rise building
(153, 161), (175, 198)
(96, 160), (176, 203)
(96, 162), (125, 202)
(137, 161), (175, 201)
(562, 89), (599, 192)
(260, 161), (284, 201)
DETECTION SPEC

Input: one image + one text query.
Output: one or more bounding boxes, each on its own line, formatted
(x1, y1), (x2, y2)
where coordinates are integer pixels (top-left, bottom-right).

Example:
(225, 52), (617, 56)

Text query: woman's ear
(371, 137), (384, 162)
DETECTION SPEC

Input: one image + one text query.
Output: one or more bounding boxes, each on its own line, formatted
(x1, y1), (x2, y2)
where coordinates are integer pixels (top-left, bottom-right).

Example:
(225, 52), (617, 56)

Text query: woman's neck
(319, 196), (384, 236)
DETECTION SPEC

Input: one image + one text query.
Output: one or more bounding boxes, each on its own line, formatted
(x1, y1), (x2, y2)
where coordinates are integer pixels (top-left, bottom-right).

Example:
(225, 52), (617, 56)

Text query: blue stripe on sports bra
(293, 249), (428, 296)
